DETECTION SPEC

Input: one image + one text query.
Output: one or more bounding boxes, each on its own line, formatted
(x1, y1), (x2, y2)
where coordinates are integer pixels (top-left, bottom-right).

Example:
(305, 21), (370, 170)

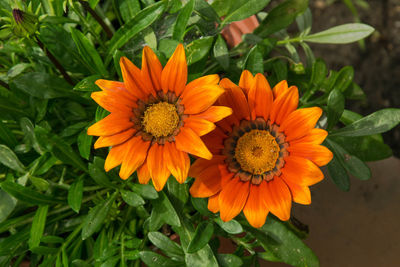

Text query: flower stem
(0, 80), (10, 90)
(276, 37), (302, 46)
(78, 0), (113, 39)
(35, 37), (75, 85)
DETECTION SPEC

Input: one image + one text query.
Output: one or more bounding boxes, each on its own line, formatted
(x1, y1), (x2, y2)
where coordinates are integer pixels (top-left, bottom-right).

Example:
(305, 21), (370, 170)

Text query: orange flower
(87, 44), (232, 191)
(189, 71), (333, 228)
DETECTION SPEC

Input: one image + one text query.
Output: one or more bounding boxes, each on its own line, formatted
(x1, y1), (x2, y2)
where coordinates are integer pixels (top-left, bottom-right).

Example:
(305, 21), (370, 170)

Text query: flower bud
(12, 9), (38, 37)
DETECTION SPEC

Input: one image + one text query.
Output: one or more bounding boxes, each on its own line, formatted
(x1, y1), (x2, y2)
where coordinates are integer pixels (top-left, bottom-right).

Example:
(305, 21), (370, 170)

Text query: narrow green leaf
(244, 45), (264, 75)
(0, 120), (18, 148)
(327, 89), (345, 130)
(29, 205), (49, 249)
(191, 197), (212, 216)
(331, 108), (400, 137)
(119, 0), (141, 23)
(220, 0), (270, 27)
(296, 8), (312, 35)
(20, 117), (45, 154)
(185, 37), (214, 65)
(217, 254), (243, 267)
(0, 189), (17, 223)
(0, 181), (63, 205)
(148, 232), (184, 259)
(194, 0), (221, 23)
(77, 129), (92, 160)
(310, 59), (327, 87)
(0, 144), (25, 172)
(88, 157), (115, 187)
(167, 178), (188, 211)
(214, 218), (243, 234)
(121, 190), (145, 207)
(41, 235), (64, 244)
(327, 153), (350, 191)
(187, 222), (214, 253)
(149, 191), (181, 231)
(333, 66), (354, 92)
(30, 176), (50, 191)
(73, 75), (102, 91)
(139, 251), (182, 267)
(303, 23), (374, 44)
(131, 183), (158, 199)
(172, 0), (195, 41)
(213, 35), (229, 70)
(70, 28), (107, 76)
(68, 176), (84, 213)
(106, 2), (165, 61)
(82, 192), (118, 240)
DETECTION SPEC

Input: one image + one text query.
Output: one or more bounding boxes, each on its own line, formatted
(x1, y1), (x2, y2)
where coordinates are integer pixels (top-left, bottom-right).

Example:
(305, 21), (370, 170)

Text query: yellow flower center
(235, 130), (280, 175)
(142, 102), (179, 138)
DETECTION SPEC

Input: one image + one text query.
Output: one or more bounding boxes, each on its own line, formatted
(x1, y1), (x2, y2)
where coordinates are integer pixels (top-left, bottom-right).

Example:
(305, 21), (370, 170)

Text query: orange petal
(161, 44), (187, 96)
(247, 73), (273, 120)
(280, 107), (323, 142)
(243, 181), (269, 228)
(281, 177), (311, 205)
(184, 117), (216, 136)
(189, 155), (226, 178)
(120, 57), (150, 99)
(208, 194), (220, 213)
(164, 142), (190, 184)
(218, 177), (250, 222)
(290, 128), (328, 145)
(175, 127), (212, 159)
(201, 128), (227, 154)
(119, 137), (151, 180)
(218, 78), (250, 123)
(91, 91), (132, 113)
(239, 70), (255, 93)
(263, 177), (291, 221)
(281, 156), (324, 186)
(95, 80), (137, 103)
(182, 74), (220, 98)
(270, 86), (299, 125)
(147, 144), (170, 191)
(104, 143), (126, 171)
(287, 143), (333, 166)
(141, 46), (162, 92)
(137, 161), (151, 184)
(190, 163), (232, 198)
(87, 113), (134, 136)
(94, 128), (136, 149)
(191, 106), (232, 123)
(181, 85), (225, 114)
(272, 80), (289, 99)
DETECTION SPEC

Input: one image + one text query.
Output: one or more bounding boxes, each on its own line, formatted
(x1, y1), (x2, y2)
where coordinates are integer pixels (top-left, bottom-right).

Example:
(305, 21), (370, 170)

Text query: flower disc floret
(142, 102), (179, 138)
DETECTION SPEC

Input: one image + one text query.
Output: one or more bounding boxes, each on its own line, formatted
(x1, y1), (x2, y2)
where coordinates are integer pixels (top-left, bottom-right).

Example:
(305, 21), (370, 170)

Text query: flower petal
(280, 107), (323, 141)
(91, 90), (135, 113)
(208, 194), (220, 213)
(239, 70), (255, 93)
(190, 163), (232, 198)
(248, 73), (273, 120)
(181, 85), (225, 114)
(104, 143), (126, 171)
(120, 57), (150, 98)
(189, 155), (226, 178)
(94, 128), (136, 149)
(287, 143), (333, 166)
(184, 117), (216, 136)
(175, 127), (212, 159)
(281, 177), (311, 205)
(192, 106), (232, 123)
(147, 144), (171, 191)
(243, 181), (269, 228)
(137, 161), (151, 184)
(270, 85), (299, 125)
(119, 137), (151, 180)
(218, 78), (250, 123)
(201, 128), (227, 154)
(263, 177), (291, 221)
(87, 113), (134, 136)
(219, 177), (250, 222)
(141, 46), (162, 92)
(272, 80), (289, 99)
(182, 74), (220, 98)
(161, 44), (187, 96)
(290, 128), (328, 145)
(164, 142), (190, 184)
(281, 156), (324, 186)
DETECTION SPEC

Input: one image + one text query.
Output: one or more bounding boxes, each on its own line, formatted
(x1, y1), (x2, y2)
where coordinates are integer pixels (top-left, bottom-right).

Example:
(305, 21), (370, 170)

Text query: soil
(309, 0), (400, 157)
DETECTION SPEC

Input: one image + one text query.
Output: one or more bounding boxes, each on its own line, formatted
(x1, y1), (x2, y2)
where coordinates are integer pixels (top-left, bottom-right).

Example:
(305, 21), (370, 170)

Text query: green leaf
(12, 72), (73, 99)
(119, 0), (141, 23)
(216, 254), (243, 267)
(194, 0), (221, 23)
(214, 218), (243, 234)
(77, 128), (92, 160)
(172, 0), (195, 41)
(244, 45), (264, 75)
(309, 59), (327, 86)
(331, 108), (400, 137)
(73, 75), (102, 92)
(296, 8), (312, 35)
(244, 217), (319, 267)
(131, 183), (158, 199)
(159, 39), (181, 58)
(121, 190), (145, 207)
(20, 117), (45, 154)
(29, 205), (49, 249)
(0, 121), (18, 148)
(149, 192), (180, 231)
(7, 63), (32, 79)
(106, 1), (165, 62)
(327, 89), (345, 130)
(0, 189), (17, 223)
(187, 222), (214, 253)
(220, 0), (270, 28)
(327, 152), (350, 191)
(148, 232), (184, 259)
(0, 144), (25, 172)
(303, 23), (374, 44)
(82, 192), (118, 240)
(88, 157), (115, 187)
(333, 66), (354, 92)
(185, 37), (214, 65)
(326, 139), (371, 181)
(167, 178), (188, 211)
(0, 181), (63, 205)
(70, 28), (107, 76)
(255, 0), (308, 38)
(68, 176), (84, 213)
(191, 197), (212, 216)
(30, 176), (50, 191)
(213, 35), (229, 70)
(139, 251), (182, 267)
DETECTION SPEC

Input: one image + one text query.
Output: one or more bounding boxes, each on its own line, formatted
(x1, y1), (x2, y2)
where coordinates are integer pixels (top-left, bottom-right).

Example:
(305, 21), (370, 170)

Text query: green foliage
(0, 0), (398, 267)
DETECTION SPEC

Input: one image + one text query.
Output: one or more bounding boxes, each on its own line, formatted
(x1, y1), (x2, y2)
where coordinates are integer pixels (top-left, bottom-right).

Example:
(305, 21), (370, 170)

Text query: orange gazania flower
(189, 71), (333, 228)
(87, 44), (232, 191)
